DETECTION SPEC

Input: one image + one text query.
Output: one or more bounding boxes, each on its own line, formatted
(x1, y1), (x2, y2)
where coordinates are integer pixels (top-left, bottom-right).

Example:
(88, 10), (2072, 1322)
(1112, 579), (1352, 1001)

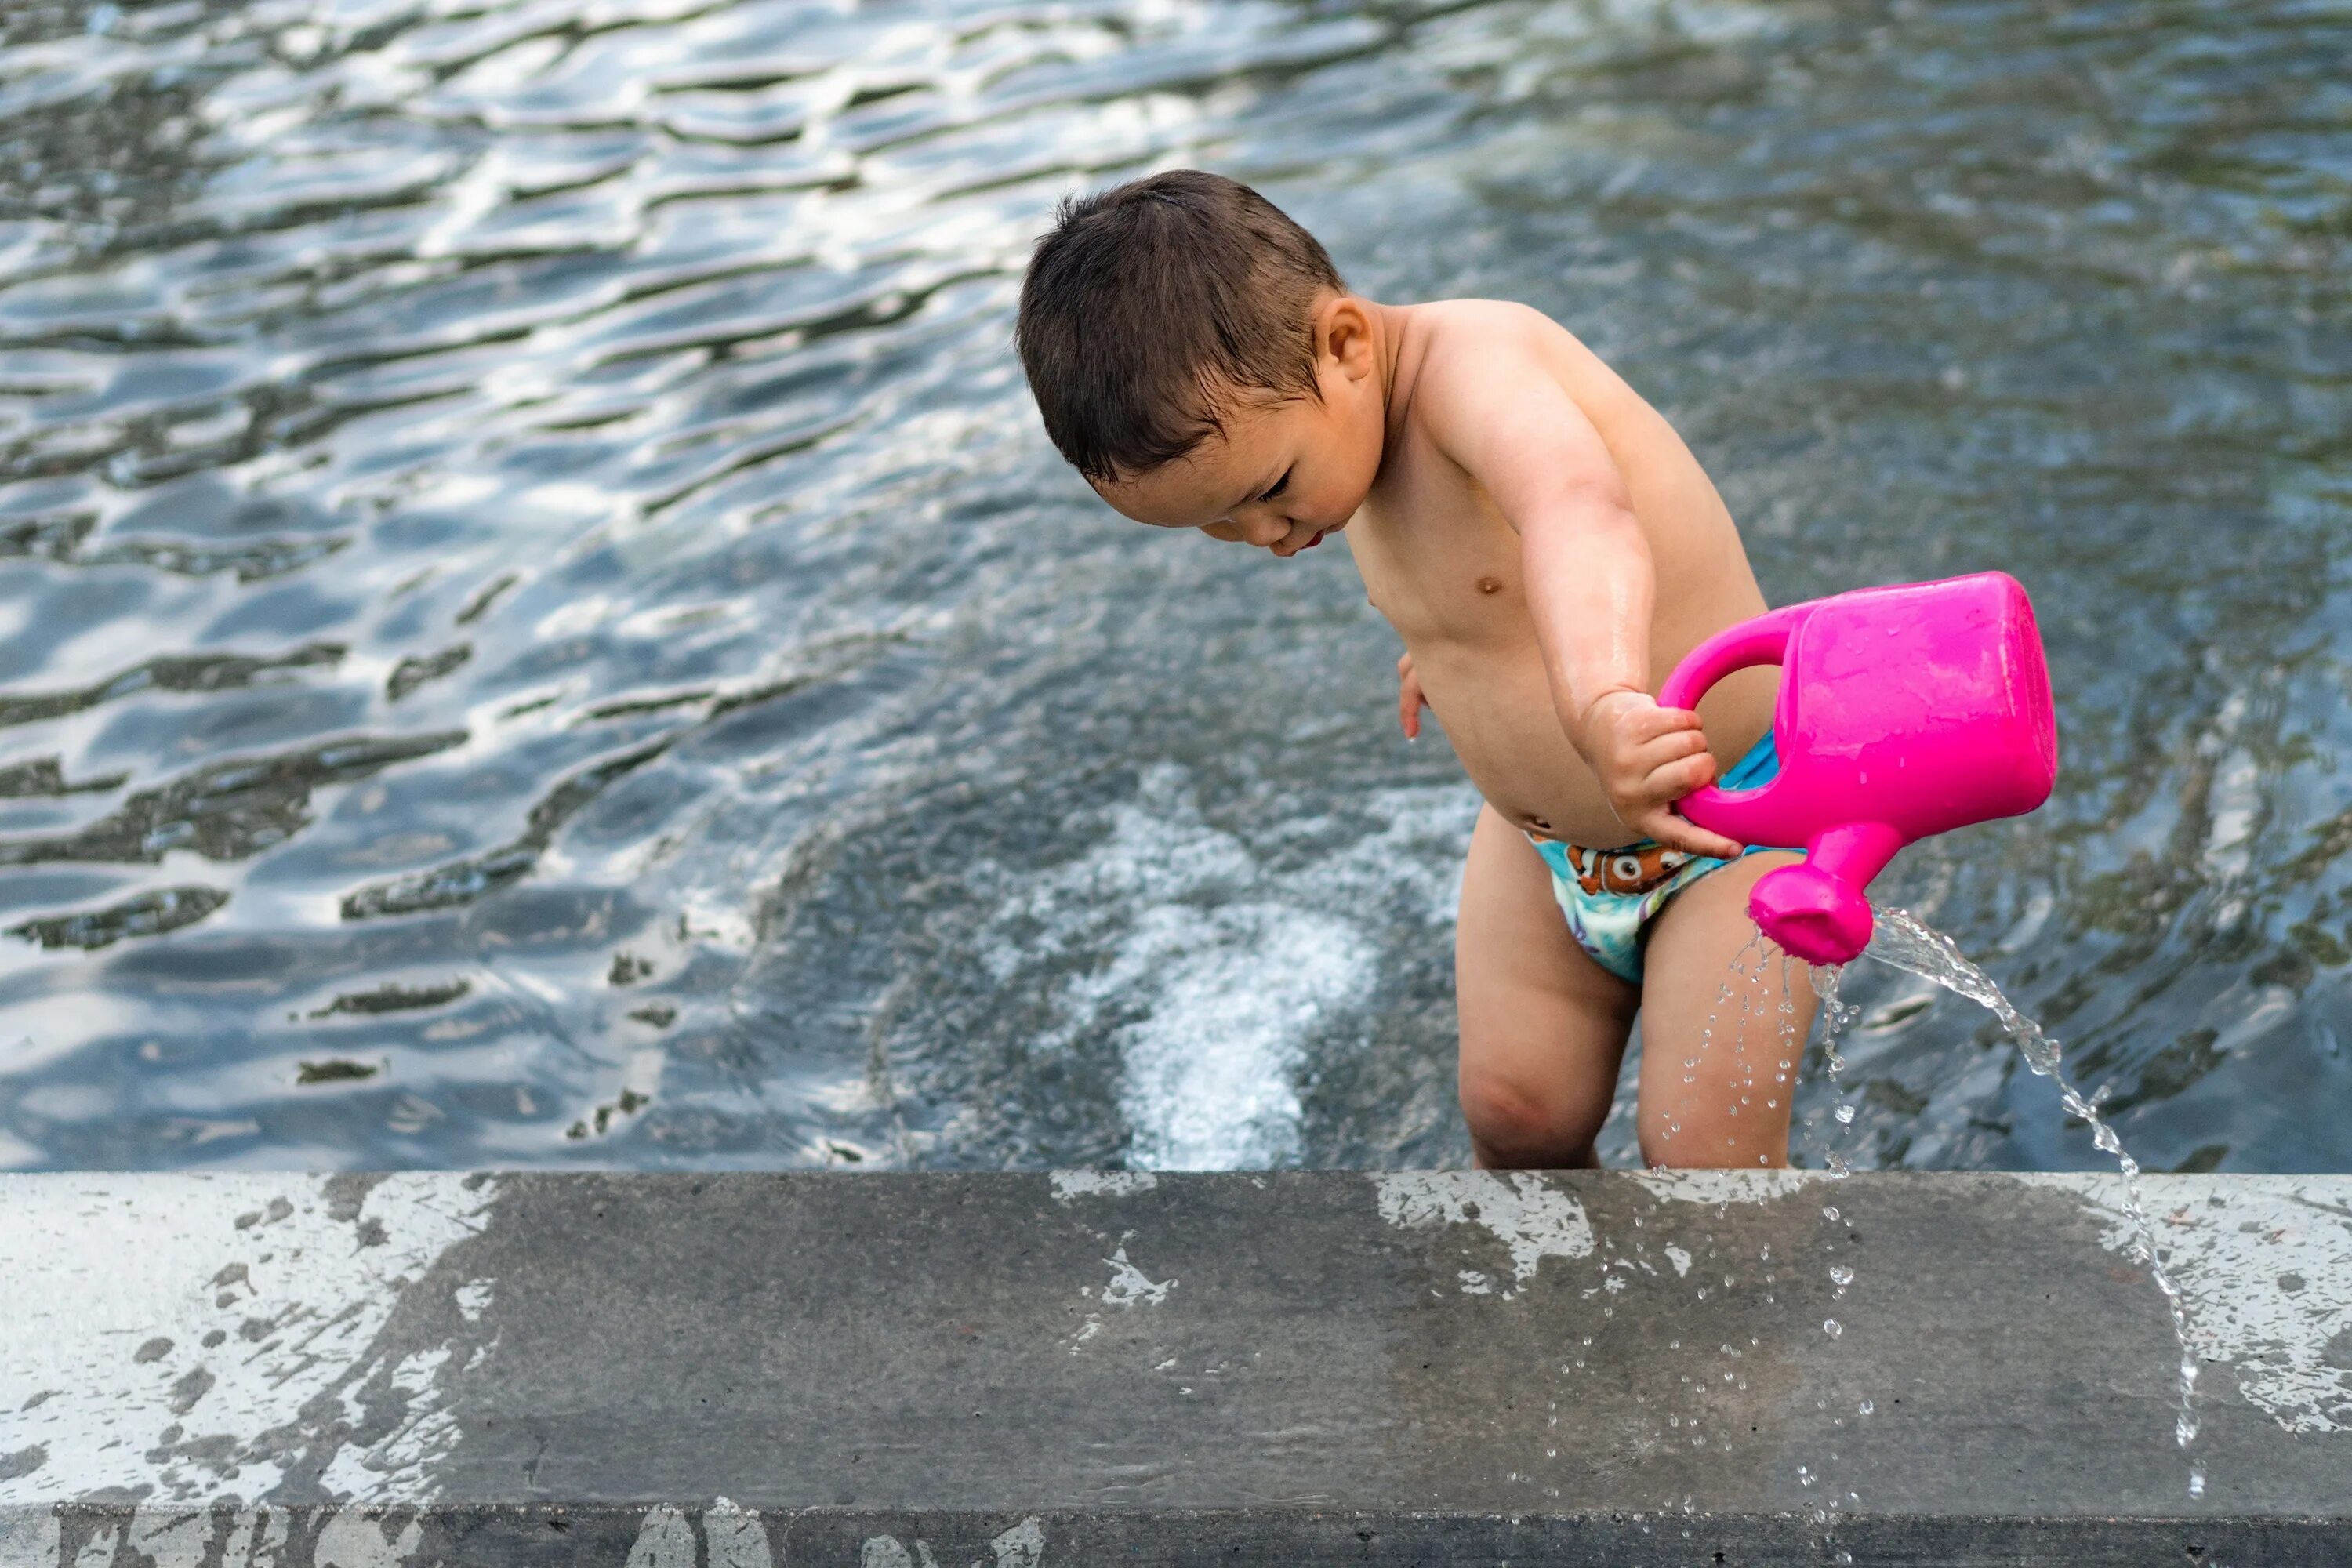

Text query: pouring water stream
(1825, 906), (2205, 1495)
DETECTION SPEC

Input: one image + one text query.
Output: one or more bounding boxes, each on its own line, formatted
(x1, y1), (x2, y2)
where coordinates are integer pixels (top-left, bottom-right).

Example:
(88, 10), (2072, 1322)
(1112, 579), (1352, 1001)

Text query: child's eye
(1257, 470), (1291, 503)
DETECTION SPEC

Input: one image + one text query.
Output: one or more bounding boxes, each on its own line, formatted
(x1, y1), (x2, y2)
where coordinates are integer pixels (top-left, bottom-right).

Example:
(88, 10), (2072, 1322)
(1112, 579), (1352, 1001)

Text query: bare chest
(1347, 451), (1531, 645)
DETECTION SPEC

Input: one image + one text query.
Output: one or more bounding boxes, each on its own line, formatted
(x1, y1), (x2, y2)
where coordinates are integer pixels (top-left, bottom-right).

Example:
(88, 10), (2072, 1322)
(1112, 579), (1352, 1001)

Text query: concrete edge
(6, 1502), (2345, 1568)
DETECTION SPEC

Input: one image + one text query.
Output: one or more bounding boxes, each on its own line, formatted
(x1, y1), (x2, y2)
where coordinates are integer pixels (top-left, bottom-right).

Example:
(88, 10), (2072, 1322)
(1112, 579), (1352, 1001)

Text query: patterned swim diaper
(1528, 732), (1787, 984)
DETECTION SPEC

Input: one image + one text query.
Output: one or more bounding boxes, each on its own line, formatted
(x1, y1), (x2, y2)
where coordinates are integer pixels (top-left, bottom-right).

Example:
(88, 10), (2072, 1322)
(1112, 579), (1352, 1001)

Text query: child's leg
(1637, 850), (1819, 1169)
(1455, 804), (1640, 1169)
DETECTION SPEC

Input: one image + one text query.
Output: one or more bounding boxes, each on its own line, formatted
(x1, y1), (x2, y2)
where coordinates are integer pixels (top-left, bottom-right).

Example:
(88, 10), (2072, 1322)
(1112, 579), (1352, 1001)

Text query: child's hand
(1581, 690), (1747, 860)
(1397, 651), (1427, 739)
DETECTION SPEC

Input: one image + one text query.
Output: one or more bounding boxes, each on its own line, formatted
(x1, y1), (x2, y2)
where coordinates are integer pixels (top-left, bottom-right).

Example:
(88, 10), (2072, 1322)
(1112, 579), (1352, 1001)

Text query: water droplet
(1858, 1399), (1874, 1416)
(2188, 1465), (2206, 1499)
(1835, 1102), (1857, 1124)
(1821, 1205), (1840, 1223)
(1829, 1265), (1855, 1288)
(1823, 1318), (1843, 1339)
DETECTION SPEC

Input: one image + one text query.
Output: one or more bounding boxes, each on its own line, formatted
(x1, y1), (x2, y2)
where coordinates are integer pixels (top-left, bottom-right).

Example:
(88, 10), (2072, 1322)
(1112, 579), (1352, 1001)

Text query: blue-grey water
(0, 0), (2345, 1174)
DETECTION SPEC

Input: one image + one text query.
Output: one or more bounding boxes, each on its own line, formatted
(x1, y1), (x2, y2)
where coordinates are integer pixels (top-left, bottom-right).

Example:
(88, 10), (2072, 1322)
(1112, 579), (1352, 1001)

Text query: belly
(1413, 638), (1779, 848)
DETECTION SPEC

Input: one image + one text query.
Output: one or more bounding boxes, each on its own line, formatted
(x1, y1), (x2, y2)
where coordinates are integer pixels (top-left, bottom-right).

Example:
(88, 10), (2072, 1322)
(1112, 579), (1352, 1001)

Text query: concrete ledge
(4, 1171), (2349, 1565)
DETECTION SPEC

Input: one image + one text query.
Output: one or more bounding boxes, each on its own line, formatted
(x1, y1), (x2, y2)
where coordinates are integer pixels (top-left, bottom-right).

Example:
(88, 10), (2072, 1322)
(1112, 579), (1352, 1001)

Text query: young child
(1015, 169), (1815, 1171)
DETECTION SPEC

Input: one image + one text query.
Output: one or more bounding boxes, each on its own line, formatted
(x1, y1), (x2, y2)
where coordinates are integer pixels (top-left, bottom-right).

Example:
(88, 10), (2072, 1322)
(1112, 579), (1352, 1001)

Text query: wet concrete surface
(4, 1171), (2350, 1563)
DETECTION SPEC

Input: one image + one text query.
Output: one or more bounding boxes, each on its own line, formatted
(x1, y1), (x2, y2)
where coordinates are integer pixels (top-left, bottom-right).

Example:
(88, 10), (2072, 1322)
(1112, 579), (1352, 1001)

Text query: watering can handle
(1657, 602), (1812, 820)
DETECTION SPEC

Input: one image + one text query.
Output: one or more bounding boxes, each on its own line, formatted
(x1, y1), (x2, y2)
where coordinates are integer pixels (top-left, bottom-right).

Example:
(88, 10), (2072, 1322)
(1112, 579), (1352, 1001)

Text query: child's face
(1090, 296), (1386, 559)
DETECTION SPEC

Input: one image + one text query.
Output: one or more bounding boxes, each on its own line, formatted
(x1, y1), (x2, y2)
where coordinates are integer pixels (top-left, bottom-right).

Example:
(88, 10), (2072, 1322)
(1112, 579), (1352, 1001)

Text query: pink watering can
(1659, 572), (2058, 965)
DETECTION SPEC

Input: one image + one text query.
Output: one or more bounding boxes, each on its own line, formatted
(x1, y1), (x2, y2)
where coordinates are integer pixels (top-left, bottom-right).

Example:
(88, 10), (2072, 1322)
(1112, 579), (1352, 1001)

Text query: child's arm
(1420, 337), (1745, 859)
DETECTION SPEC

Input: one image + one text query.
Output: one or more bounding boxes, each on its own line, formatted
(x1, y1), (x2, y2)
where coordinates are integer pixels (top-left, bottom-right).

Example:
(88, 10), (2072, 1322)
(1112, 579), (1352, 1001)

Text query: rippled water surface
(1, 0), (2346, 1172)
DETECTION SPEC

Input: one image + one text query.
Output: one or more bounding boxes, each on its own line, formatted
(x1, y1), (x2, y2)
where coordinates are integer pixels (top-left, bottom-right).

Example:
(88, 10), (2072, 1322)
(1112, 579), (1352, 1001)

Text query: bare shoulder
(1392, 301), (1604, 460)
(1410, 297), (1578, 358)
(1399, 299), (1590, 412)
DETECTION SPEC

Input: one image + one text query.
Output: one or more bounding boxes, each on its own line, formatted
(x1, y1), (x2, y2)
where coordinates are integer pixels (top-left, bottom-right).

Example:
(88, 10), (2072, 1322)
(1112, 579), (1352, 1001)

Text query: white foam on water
(978, 764), (1478, 1171)
(1093, 899), (1367, 1169)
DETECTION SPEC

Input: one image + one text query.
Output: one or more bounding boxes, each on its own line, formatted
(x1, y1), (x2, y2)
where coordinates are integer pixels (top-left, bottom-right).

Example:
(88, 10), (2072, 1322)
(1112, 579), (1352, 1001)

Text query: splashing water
(1664, 934), (1797, 1168)
(1857, 906), (2204, 1480)
(1809, 964), (1864, 1182)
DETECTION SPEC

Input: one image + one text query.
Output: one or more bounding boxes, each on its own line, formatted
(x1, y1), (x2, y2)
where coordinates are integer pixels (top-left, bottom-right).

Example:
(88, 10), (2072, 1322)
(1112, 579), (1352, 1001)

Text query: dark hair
(1016, 170), (1345, 484)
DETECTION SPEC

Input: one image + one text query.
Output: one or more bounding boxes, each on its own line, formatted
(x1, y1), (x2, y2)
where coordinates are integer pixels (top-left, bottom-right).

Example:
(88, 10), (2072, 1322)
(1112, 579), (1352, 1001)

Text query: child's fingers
(1614, 702), (1704, 746)
(1399, 680), (1422, 739)
(1646, 813), (1748, 862)
(1621, 727), (1711, 780)
(1643, 746), (1719, 799)
(1628, 795), (1746, 861)
(1643, 702), (1708, 739)
(1623, 751), (1744, 859)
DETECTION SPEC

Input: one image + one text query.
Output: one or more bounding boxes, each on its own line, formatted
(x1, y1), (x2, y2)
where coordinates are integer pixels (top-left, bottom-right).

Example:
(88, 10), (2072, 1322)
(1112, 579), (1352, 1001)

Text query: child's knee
(1458, 1067), (1606, 1167)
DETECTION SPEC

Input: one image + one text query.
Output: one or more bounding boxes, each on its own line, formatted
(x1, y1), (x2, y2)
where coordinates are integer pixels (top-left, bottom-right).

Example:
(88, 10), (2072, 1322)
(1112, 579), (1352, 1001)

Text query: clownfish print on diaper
(1563, 841), (1696, 899)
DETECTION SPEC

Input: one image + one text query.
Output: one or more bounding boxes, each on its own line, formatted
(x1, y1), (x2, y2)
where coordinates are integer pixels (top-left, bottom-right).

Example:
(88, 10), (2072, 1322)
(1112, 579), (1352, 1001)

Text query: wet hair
(1017, 169), (1345, 484)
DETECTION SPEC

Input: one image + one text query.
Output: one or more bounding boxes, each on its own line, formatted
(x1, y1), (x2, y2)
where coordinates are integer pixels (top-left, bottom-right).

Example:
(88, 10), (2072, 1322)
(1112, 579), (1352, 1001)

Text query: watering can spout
(1749, 822), (1905, 965)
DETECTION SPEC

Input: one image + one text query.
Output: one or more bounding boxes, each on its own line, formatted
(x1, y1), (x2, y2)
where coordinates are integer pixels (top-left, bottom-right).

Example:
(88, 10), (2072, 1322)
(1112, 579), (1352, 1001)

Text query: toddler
(1016, 170), (1815, 1169)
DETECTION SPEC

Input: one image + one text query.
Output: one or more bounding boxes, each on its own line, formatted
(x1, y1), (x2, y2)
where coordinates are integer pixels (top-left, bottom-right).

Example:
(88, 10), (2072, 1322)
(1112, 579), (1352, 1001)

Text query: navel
(1476, 575), (1501, 595)
(1526, 815), (1552, 836)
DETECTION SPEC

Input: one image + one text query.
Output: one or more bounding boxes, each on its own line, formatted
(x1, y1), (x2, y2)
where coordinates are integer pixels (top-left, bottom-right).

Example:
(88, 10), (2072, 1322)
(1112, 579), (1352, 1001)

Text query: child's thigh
(1455, 805), (1639, 1123)
(1637, 851), (1820, 1167)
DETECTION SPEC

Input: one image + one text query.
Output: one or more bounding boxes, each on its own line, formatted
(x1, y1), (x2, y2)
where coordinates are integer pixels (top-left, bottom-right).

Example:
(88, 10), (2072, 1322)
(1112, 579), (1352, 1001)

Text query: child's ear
(1317, 295), (1377, 379)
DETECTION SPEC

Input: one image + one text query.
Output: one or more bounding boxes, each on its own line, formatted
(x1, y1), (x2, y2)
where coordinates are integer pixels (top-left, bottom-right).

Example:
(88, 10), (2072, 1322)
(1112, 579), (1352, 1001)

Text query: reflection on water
(0, 0), (2345, 1173)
